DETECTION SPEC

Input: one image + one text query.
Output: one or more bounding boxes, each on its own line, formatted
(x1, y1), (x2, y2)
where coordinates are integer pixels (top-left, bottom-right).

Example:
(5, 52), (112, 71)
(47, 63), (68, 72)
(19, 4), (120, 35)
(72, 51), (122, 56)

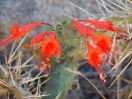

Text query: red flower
(86, 19), (124, 34)
(31, 32), (48, 46)
(10, 22), (42, 40)
(73, 20), (87, 37)
(85, 41), (107, 86)
(88, 33), (114, 69)
(96, 34), (112, 53)
(73, 20), (96, 37)
(87, 33), (112, 53)
(0, 22), (42, 50)
(41, 32), (61, 58)
(84, 25), (96, 36)
(10, 23), (19, 36)
(85, 41), (103, 74)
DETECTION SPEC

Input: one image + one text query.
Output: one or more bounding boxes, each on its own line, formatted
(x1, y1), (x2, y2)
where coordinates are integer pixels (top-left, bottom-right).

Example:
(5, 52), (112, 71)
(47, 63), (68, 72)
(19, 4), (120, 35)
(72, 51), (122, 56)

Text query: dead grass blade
(107, 0), (132, 13)
(62, 66), (106, 99)
(109, 49), (132, 72)
(109, 59), (132, 88)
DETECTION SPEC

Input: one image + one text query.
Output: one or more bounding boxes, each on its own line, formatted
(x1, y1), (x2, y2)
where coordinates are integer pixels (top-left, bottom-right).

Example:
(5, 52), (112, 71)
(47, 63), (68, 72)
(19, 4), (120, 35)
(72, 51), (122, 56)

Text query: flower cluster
(31, 31), (61, 74)
(0, 19), (124, 86)
(73, 19), (122, 86)
(0, 22), (61, 76)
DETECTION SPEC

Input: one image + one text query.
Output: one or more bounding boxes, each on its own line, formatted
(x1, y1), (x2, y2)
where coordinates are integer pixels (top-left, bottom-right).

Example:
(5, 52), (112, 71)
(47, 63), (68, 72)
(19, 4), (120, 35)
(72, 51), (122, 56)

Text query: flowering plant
(0, 18), (129, 98)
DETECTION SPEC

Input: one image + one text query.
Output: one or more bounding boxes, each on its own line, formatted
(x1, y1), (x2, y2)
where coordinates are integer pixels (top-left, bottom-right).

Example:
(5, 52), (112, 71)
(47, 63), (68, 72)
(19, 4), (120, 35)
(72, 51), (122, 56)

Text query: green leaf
(61, 17), (67, 26)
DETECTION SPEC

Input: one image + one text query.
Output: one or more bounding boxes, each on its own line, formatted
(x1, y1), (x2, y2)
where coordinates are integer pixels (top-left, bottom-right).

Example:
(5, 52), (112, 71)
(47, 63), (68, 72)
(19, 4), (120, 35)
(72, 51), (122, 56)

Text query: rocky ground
(0, 0), (96, 33)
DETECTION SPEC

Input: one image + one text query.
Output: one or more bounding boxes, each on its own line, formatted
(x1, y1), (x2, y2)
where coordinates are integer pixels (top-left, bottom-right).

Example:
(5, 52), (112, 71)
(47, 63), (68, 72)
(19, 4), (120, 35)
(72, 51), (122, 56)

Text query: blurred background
(0, 0), (132, 99)
(0, 0), (131, 34)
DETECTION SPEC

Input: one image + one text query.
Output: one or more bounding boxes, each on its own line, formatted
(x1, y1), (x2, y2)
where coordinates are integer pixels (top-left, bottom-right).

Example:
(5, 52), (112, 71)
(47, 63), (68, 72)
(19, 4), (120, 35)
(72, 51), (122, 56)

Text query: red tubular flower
(41, 32), (61, 59)
(31, 32), (48, 46)
(10, 22), (42, 40)
(86, 19), (124, 35)
(85, 41), (106, 86)
(85, 41), (103, 74)
(73, 20), (88, 37)
(86, 19), (113, 30)
(96, 34), (112, 53)
(88, 33), (114, 68)
(0, 22), (42, 50)
(87, 33), (112, 53)
(73, 20), (96, 37)
(84, 25), (96, 36)
(96, 34), (115, 67)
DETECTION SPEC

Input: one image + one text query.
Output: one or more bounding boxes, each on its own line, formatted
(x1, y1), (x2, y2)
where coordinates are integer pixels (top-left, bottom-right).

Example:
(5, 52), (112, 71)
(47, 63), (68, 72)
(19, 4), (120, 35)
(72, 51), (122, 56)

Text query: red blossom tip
(73, 20), (89, 37)
(31, 32), (48, 46)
